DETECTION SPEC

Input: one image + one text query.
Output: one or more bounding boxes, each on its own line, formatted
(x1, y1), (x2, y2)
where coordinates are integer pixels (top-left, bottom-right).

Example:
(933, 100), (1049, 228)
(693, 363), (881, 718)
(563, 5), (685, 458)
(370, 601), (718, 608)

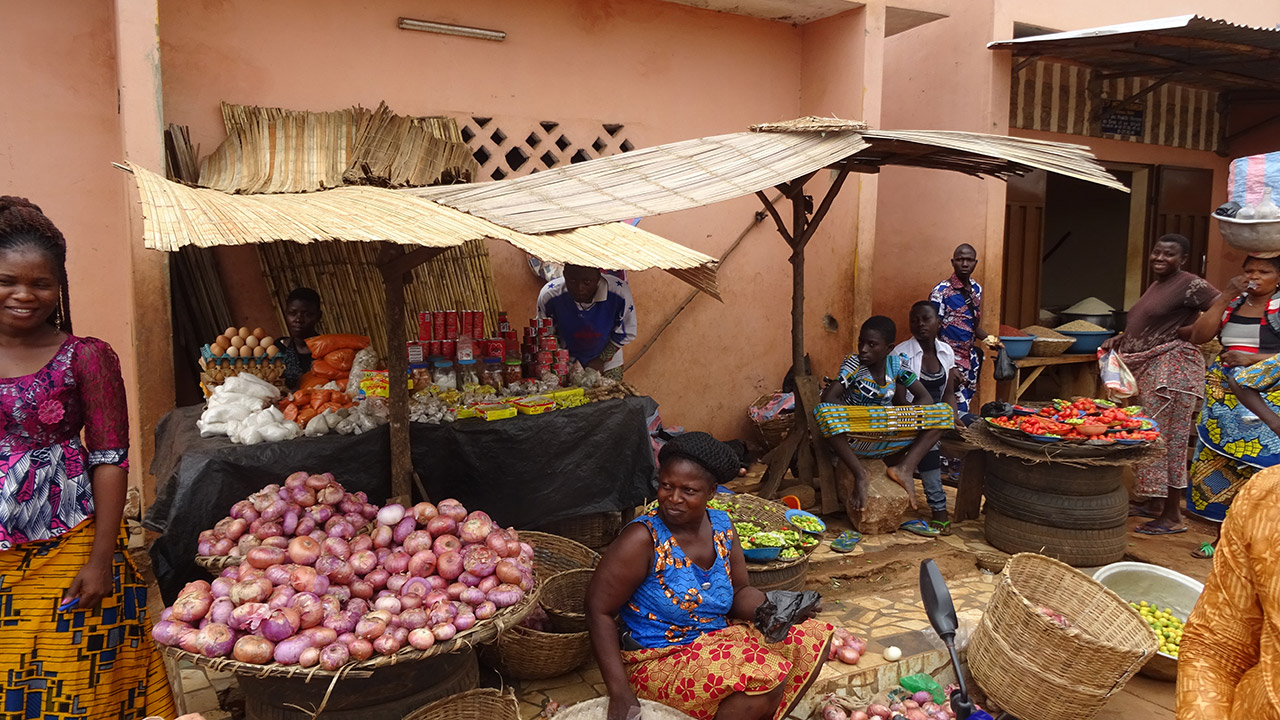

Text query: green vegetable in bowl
(779, 547), (801, 559)
(789, 514), (824, 533)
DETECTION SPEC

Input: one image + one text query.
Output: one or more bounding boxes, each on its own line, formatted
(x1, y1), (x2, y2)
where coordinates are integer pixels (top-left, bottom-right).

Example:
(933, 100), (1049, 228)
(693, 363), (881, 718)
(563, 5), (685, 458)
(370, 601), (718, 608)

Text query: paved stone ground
(170, 470), (1186, 719)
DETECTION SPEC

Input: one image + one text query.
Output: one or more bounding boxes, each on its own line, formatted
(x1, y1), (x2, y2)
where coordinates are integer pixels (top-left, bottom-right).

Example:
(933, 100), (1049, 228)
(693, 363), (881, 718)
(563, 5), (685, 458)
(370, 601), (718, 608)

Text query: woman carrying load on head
(1099, 234), (1218, 536)
(0, 197), (175, 718)
(817, 316), (954, 527)
(1183, 253), (1280, 558)
(585, 432), (833, 720)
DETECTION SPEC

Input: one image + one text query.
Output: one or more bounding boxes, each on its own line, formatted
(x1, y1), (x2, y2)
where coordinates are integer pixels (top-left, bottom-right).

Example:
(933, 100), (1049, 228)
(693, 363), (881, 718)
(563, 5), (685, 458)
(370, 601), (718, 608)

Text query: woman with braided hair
(586, 432), (832, 720)
(0, 197), (174, 718)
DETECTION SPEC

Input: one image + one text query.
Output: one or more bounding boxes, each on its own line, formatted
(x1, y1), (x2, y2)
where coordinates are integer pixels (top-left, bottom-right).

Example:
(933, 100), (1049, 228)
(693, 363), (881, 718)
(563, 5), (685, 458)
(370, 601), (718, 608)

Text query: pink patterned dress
(0, 335), (128, 548)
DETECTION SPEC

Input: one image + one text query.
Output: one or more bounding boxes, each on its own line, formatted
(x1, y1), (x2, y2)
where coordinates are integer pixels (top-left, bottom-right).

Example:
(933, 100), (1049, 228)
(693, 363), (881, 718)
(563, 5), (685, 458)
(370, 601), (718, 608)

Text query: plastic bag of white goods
(220, 374), (280, 400)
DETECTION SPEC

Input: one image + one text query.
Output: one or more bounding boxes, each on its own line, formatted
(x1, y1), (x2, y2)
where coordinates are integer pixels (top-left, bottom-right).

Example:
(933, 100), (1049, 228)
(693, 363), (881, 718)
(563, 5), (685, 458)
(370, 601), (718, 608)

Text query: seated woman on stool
(818, 315), (953, 516)
(585, 433), (832, 720)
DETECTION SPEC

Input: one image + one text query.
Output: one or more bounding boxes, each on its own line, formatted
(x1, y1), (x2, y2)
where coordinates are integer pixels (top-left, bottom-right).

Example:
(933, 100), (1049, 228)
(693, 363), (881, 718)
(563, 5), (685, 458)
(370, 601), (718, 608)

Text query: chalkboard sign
(1100, 101), (1145, 137)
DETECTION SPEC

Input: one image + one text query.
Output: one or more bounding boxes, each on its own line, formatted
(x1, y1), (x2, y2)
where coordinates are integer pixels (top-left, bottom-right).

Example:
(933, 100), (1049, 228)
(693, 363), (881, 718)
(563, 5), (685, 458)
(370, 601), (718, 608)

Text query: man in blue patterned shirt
(929, 244), (983, 413)
(538, 265), (638, 380)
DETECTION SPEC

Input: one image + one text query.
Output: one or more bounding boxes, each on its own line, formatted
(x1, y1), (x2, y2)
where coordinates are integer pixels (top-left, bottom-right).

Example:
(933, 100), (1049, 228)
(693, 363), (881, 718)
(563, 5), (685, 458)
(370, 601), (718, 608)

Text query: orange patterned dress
(1177, 464), (1280, 719)
(619, 509), (832, 720)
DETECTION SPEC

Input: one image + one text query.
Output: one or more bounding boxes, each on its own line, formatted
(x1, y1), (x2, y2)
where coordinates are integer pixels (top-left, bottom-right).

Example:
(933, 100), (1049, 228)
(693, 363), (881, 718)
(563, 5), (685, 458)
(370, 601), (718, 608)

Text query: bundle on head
(659, 431), (740, 486)
(0, 196), (71, 332)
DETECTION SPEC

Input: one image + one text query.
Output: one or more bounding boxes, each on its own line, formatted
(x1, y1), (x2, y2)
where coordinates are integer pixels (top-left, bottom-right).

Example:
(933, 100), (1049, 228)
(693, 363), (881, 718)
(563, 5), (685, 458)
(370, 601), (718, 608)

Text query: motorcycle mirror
(920, 559), (958, 641)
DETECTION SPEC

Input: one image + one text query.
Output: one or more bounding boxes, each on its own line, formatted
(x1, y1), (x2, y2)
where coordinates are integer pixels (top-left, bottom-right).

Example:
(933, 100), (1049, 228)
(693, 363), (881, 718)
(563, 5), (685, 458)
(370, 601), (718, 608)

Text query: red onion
(273, 635), (313, 665)
(262, 607), (302, 642)
(160, 607), (174, 622)
(262, 536), (289, 549)
(318, 594), (342, 617)
(307, 505), (333, 524)
(402, 531), (433, 555)
(232, 635), (274, 664)
(377, 504), (406, 527)
(371, 524), (394, 549)
(210, 577), (233, 599)
(428, 601), (457, 626)
(208, 597), (235, 626)
(268, 586), (296, 610)
(321, 537), (350, 559)
(226, 518), (249, 541)
(836, 645), (861, 665)
(495, 559), (523, 585)
(261, 499), (288, 522)
(339, 495), (362, 514)
(454, 612), (476, 632)
(372, 633), (402, 655)
(324, 517), (355, 540)
(459, 513), (493, 544)
(446, 582), (468, 600)
(473, 601), (497, 620)
(177, 626), (202, 653)
(375, 547), (392, 564)
(361, 503), (379, 521)
(320, 643), (350, 671)
(171, 590), (213, 622)
(400, 594), (422, 611)
(518, 569), (535, 593)
(150, 619), (189, 646)
(288, 536), (321, 566)
(301, 626), (338, 647)
(436, 551), (463, 581)
(324, 608), (359, 635)
(348, 550), (377, 575)
(345, 512), (367, 528)
(212, 538), (235, 555)
(295, 488), (317, 508)
(406, 550), (437, 578)
(487, 584), (524, 608)
(296, 516), (317, 537)
(229, 602), (271, 632)
(437, 499), (467, 522)
(285, 471), (309, 488)
(350, 580), (374, 600)
(282, 509), (299, 536)
(432, 534), (461, 555)
(366, 569), (390, 590)
(317, 485), (343, 506)
(393, 516), (416, 545)
(350, 535), (373, 553)
(454, 586), (483, 605)
(424, 590), (450, 609)
(348, 638), (374, 660)
(247, 547), (286, 571)
(478, 575), (500, 593)
(197, 538), (216, 556)
(298, 646), (321, 668)
(431, 623), (457, 641)
(237, 565), (265, 582)
(407, 627), (435, 650)
(398, 607), (428, 629)
(374, 596), (402, 615)
(328, 585), (352, 604)
(401, 577), (432, 597)
(193, 622), (235, 658)
(264, 564), (292, 586)
(356, 611), (391, 640)
(290, 592), (324, 629)
(485, 532), (509, 557)
(383, 550), (411, 575)
(463, 547), (498, 577)
(386, 573), (409, 594)
(237, 534), (262, 555)
(427, 516), (457, 538)
(413, 502), (438, 524)
(289, 565), (320, 594)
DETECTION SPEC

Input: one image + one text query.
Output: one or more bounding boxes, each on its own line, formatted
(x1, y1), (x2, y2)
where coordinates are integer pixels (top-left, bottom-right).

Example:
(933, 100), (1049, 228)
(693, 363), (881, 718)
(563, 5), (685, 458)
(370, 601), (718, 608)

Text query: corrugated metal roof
(126, 164), (721, 298)
(407, 121), (1126, 235)
(989, 15), (1280, 97)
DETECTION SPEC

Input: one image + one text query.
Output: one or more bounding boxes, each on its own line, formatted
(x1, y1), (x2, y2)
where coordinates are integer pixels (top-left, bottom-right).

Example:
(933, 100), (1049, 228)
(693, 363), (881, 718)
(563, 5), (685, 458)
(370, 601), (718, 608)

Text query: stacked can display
(523, 317), (570, 384)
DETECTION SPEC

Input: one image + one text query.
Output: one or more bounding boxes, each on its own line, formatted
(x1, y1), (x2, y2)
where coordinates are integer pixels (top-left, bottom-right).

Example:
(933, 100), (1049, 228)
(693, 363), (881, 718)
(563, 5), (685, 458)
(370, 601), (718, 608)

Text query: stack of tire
(982, 454), (1128, 567)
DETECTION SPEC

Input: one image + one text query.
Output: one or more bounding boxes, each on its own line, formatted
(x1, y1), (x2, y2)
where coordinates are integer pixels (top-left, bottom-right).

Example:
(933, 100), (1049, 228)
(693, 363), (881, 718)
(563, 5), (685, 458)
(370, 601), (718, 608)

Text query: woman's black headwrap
(658, 432), (740, 486)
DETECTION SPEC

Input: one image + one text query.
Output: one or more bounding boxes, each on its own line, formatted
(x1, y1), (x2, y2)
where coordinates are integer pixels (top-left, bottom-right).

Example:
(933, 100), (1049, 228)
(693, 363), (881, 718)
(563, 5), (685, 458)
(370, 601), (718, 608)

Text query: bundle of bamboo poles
(257, 240), (504, 356)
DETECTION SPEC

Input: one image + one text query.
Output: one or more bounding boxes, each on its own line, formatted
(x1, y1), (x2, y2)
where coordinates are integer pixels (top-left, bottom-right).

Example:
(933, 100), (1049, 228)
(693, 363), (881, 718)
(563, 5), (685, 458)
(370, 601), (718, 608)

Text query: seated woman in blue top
(820, 315), (951, 513)
(585, 433), (832, 720)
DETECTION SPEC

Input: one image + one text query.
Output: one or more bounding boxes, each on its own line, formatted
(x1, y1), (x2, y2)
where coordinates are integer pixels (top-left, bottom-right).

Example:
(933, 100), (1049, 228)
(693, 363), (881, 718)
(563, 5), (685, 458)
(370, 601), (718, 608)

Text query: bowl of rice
(1021, 325), (1077, 357)
(1056, 319), (1116, 354)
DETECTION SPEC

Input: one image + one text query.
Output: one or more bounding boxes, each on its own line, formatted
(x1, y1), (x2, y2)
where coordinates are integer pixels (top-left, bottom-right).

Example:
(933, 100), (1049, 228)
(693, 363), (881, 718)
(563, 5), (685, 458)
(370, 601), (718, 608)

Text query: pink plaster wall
(158, 0), (820, 440)
(0, 2), (159, 486)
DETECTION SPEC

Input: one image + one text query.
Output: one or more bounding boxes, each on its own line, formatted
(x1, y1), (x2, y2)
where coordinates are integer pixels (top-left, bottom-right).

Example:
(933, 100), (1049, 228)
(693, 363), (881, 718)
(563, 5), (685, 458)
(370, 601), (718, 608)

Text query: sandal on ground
(1135, 522), (1188, 536)
(830, 530), (863, 553)
(1191, 541), (1216, 559)
(1128, 504), (1158, 518)
(899, 519), (940, 538)
(928, 520), (953, 536)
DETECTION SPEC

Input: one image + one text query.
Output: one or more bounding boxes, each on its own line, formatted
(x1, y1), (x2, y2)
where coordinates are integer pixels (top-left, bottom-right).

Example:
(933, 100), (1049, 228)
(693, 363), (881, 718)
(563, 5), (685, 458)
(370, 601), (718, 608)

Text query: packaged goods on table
(298, 334), (371, 393)
(200, 326), (286, 395)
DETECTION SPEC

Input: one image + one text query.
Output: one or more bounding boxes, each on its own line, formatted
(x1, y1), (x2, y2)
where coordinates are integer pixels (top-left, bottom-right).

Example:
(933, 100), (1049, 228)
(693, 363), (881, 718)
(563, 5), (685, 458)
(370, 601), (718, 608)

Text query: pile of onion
(828, 627), (866, 665)
(156, 474), (533, 669)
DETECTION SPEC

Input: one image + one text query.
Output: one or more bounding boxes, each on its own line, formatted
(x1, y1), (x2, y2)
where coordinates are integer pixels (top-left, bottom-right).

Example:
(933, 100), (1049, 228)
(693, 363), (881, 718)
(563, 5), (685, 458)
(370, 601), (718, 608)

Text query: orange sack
(298, 372), (328, 390)
(305, 334), (371, 358)
(310, 360), (346, 380)
(324, 348), (355, 372)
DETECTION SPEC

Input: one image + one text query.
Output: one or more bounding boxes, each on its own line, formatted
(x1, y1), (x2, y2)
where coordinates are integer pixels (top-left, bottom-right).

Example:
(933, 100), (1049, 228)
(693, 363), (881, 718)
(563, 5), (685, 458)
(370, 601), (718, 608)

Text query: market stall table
(144, 396), (657, 601)
(1005, 354), (1098, 404)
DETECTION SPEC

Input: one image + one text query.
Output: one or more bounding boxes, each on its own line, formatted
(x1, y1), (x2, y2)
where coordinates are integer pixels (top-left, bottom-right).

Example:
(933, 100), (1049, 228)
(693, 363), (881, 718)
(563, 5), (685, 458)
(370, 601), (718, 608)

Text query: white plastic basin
(1092, 561), (1203, 681)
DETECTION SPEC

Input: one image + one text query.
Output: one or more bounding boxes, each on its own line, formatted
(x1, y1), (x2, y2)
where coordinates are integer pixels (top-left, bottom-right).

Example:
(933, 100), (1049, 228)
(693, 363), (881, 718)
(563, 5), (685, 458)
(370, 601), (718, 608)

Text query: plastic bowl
(1092, 562), (1203, 681)
(1059, 329), (1115, 354)
(785, 509), (826, 535)
(742, 546), (782, 562)
(1218, 215), (1280, 254)
(1000, 336), (1033, 360)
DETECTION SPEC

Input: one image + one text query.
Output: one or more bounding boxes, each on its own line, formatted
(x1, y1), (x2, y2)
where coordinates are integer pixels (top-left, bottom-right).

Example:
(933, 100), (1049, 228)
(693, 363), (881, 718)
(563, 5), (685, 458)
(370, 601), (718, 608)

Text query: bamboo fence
(257, 239), (504, 355)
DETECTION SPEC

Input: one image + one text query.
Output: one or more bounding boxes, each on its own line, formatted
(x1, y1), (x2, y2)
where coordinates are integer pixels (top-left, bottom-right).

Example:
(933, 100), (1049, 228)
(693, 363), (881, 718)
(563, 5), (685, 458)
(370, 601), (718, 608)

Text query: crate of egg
(199, 326), (285, 395)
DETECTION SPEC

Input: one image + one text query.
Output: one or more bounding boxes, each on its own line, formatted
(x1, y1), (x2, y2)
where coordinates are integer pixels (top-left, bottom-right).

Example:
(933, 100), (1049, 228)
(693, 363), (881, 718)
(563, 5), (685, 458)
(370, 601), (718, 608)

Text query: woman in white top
(892, 301), (960, 529)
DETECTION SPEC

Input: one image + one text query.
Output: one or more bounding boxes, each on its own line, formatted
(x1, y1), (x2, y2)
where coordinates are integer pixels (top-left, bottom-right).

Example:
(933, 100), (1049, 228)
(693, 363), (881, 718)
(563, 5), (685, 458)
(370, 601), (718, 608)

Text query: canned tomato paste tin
(441, 340), (456, 358)
(537, 350), (555, 365)
(428, 341), (442, 357)
(538, 336), (558, 351)
(432, 311), (446, 339)
(418, 312), (433, 341)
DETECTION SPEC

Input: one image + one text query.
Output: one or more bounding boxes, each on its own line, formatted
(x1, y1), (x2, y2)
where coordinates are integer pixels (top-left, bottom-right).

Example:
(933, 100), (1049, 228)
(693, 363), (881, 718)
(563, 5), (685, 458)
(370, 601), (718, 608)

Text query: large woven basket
(1029, 337), (1074, 357)
(403, 687), (521, 720)
(967, 553), (1158, 720)
(542, 568), (593, 632)
(523, 531), (601, 577)
(478, 622), (592, 680)
(711, 493), (812, 588)
(750, 394), (793, 450)
(536, 512), (623, 550)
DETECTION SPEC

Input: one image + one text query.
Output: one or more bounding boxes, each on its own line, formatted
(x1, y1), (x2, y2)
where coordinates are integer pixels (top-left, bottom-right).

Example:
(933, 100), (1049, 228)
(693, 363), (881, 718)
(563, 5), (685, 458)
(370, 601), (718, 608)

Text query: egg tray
(199, 360), (288, 397)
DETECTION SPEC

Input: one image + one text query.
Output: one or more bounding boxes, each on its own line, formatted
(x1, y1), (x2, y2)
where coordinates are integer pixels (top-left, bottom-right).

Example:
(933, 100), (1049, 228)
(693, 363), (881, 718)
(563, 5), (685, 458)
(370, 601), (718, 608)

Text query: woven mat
(961, 423), (1164, 467)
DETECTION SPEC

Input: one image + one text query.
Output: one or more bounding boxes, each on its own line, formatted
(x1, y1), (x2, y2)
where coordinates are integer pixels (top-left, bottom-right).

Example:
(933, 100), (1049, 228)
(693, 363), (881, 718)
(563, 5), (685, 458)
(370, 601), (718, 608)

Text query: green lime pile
(1131, 600), (1184, 658)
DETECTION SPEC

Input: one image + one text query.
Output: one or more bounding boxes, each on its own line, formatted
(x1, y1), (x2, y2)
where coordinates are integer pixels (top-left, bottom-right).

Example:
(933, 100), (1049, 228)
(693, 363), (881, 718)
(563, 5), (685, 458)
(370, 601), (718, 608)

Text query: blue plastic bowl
(1060, 330), (1115, 354)
(785, 509), (826, 535)
(1000, 336), (1034, 360)
(742, 546), (782, 562)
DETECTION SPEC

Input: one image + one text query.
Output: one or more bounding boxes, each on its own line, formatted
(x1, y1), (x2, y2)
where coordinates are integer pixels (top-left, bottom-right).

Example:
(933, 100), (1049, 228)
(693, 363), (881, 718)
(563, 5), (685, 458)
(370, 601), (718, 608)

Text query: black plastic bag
(993, 346), (1017, 382)
(754, 590), (822, 643)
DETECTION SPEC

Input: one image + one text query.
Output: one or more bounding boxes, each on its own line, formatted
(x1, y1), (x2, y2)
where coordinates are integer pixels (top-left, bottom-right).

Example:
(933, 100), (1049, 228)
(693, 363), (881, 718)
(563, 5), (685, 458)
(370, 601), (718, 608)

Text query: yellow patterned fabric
(1177, 465), (1280, 719)
(0, 518), (175, 719)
